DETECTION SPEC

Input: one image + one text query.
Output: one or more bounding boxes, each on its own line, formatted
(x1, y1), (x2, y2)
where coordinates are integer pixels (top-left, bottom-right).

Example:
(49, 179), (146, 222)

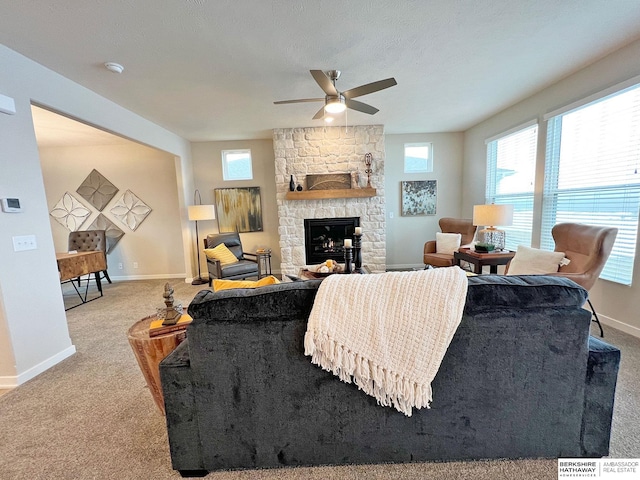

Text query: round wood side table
(127, 314), (191, 415)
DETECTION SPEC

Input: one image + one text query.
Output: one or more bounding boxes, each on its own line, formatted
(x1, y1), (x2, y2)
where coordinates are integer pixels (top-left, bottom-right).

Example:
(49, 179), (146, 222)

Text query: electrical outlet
(133, 262), (139, 269)
(12, 234), (37, 251)
(118, 263), (123, 269)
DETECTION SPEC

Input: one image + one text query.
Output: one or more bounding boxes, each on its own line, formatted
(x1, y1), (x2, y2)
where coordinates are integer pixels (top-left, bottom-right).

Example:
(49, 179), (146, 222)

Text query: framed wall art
(401, 180), (437, 216)
(214, 187), (263, 233)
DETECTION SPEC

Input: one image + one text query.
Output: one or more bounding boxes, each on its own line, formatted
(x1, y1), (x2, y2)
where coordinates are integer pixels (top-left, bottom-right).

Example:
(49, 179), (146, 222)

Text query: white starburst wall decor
(50, 192), (91, 231)
(110, 190), (152, 231)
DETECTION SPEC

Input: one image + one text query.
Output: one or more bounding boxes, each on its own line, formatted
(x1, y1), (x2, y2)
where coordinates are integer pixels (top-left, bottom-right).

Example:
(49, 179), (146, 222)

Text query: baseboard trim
(599, 314), (640, 339)
(0, 345), (76, 388)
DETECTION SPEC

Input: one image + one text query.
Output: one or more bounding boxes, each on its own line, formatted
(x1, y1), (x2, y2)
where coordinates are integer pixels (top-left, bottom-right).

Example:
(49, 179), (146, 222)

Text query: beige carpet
(0, 278), (637, 480)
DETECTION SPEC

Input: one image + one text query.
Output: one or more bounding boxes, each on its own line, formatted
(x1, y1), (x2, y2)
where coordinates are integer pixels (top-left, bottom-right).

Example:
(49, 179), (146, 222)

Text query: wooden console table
(127, 314), (191, 415)
(454, 248), (515, 274)
(56, 251), (107, 309)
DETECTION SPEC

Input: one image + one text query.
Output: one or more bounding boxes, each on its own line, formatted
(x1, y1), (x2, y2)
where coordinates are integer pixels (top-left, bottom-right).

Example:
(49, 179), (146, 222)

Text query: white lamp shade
(188, 204), (216, 221)
(473, 204), (513, 227)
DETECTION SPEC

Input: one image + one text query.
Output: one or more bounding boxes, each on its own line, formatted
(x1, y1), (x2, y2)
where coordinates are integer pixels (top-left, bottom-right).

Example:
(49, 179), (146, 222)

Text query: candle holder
(364, 153), (373, 188)
(343, 246), (353, 274)
(353, 233), (362, 273)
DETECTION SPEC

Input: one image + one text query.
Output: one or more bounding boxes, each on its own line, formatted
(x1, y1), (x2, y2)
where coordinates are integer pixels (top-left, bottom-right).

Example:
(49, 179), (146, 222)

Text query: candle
(344, 239), (352, 248)
(354, 227), (362, 235)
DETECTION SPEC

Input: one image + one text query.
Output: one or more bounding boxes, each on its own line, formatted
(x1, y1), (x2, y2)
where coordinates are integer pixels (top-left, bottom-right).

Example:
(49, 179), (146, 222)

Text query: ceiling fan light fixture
(324, 96), (346, 114)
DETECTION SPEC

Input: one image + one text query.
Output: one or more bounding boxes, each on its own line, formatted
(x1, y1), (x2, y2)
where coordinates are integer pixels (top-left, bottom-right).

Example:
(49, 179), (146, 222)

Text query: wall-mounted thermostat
(1, 198), (22, 213)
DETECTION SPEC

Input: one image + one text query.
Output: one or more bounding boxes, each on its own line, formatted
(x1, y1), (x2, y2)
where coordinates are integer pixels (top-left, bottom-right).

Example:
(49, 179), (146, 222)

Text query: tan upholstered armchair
(547, 223), (618, 337)
(204, 232), (259, 287)
(423, 218), (477, 267)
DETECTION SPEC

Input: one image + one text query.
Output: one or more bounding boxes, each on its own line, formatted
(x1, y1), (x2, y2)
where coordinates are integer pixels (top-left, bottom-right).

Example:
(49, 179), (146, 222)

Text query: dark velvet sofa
(159, 274), (620, 476)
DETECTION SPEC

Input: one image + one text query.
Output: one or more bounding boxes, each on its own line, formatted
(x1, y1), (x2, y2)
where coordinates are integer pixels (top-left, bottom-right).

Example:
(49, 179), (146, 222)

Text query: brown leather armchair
(204, 232), (259, 287)
(68, 229), (111, 284)
(423, 218), (477, 267)
(547, 223), (618, 337)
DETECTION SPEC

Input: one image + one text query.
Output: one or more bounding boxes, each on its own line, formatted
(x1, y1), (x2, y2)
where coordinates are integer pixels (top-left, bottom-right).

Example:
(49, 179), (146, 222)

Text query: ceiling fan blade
(345, 99), (379, 115)
(312, 106), (326, 120)
(310, 70), (338, 96)
(342, 78), (397, 99)
(274, 98), (324, 104)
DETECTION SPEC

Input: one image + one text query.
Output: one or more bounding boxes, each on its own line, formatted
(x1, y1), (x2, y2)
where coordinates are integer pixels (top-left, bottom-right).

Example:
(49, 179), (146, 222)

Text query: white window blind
(541, 83), (640, 285)
(486, 123), (538, 250)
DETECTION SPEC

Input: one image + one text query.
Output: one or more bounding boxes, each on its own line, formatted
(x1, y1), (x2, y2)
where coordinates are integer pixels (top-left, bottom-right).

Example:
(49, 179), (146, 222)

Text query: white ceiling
(3, 1), (640, 142)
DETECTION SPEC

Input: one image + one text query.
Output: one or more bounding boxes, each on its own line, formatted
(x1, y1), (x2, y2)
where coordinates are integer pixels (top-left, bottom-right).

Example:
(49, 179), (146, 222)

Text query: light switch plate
(13, 235), (37, 251)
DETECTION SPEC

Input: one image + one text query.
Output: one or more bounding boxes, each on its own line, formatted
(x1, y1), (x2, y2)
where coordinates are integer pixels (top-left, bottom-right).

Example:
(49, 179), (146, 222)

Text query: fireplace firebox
(304, 217), (360, 265)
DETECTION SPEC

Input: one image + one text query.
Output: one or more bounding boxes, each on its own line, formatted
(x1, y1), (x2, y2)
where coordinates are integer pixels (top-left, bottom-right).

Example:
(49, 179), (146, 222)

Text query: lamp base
(191, 277), (208, 286)
(478, 227), (506, 251)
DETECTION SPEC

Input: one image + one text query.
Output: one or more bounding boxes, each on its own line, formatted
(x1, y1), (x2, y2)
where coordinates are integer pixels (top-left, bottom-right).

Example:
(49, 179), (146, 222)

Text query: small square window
(222, 149), (253, 181)
(404, 143), (433, 173)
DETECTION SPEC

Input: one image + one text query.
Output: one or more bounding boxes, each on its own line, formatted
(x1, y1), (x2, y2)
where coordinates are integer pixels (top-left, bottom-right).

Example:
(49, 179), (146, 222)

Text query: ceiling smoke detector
(104, 62), (124, 74)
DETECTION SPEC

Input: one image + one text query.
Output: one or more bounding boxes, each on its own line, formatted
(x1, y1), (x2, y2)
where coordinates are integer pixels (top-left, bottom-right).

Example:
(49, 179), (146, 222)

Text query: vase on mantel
(289, 175), (295, 192)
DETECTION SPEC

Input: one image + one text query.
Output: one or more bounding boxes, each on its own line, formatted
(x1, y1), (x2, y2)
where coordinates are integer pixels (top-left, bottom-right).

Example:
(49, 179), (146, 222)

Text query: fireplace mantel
(285, 187), (376, 200)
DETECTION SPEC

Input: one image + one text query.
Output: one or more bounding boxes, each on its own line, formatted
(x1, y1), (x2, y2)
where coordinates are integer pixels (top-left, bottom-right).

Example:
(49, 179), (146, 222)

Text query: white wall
(385, 133), (464, 269)
(0, 44), (193, 386)
(462, 37), (640, 335)
(39, 143), (186, 279)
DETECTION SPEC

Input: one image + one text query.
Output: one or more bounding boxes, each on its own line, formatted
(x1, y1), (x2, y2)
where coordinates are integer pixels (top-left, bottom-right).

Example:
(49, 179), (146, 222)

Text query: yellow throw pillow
(204, 243), (238, 266)
(213, 275), (280, 291)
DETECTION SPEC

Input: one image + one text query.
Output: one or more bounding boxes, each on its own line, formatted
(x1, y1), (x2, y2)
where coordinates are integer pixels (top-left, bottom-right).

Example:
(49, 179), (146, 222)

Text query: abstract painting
(50, 192), (91, 231)
(401, 180), (437, 216)
(86, 214), (125, 253)
(76, 169), (119, 211)
(214, 187), (263, 233)
(110, 190), (152, 231)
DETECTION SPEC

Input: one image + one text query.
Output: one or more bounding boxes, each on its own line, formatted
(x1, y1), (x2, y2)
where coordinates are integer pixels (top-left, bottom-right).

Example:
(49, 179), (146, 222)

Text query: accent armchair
(204, 232), (259, 287)
(424, 218), (477, 267)
(547, 223), (618, 337)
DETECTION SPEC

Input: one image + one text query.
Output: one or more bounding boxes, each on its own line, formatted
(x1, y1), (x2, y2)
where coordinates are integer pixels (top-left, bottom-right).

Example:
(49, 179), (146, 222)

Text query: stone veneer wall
(273, 125), (386, 276)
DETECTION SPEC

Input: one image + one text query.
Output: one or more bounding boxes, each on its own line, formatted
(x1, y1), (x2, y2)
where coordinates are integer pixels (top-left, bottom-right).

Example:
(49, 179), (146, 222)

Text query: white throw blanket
(304, 267), (468, 416)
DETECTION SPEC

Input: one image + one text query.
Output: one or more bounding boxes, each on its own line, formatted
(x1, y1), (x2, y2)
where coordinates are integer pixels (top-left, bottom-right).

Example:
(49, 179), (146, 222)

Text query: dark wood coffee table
(454, 248), (515, 274)
(298, 265), (371, 280)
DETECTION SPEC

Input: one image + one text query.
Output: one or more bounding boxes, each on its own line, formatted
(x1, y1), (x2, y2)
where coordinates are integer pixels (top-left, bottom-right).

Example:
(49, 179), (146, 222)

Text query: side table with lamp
(472, 203), (514, 251)
(460, 203), (515, 274)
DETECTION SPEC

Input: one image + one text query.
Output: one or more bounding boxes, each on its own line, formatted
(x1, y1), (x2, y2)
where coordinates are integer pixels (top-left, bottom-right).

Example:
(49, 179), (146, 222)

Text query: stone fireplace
(273, 125), (386, 276)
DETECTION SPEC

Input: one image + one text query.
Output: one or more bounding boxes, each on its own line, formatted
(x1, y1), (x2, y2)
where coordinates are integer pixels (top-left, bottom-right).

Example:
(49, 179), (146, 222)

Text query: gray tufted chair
(204, 232), (259, 286)
(68, 230), (112, 284)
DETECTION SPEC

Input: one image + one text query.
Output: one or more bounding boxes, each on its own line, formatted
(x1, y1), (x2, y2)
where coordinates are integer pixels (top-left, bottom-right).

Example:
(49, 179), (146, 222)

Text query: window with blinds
(541, 83), (640, 285)
(485, 122), (538, 250)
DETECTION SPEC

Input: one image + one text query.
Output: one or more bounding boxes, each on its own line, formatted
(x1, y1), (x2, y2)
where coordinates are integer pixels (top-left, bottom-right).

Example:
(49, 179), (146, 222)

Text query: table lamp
(188, 190), (216, 285)
(473, 204), (514, 251)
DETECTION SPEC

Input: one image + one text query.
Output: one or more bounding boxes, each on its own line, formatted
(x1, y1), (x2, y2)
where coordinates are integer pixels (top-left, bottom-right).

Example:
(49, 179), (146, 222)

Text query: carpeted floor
(0, 278), (638, 480)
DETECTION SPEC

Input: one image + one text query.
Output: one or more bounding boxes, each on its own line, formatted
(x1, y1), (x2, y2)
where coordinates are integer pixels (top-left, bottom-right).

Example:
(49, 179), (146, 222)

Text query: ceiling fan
(274, 70), (397, 120)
